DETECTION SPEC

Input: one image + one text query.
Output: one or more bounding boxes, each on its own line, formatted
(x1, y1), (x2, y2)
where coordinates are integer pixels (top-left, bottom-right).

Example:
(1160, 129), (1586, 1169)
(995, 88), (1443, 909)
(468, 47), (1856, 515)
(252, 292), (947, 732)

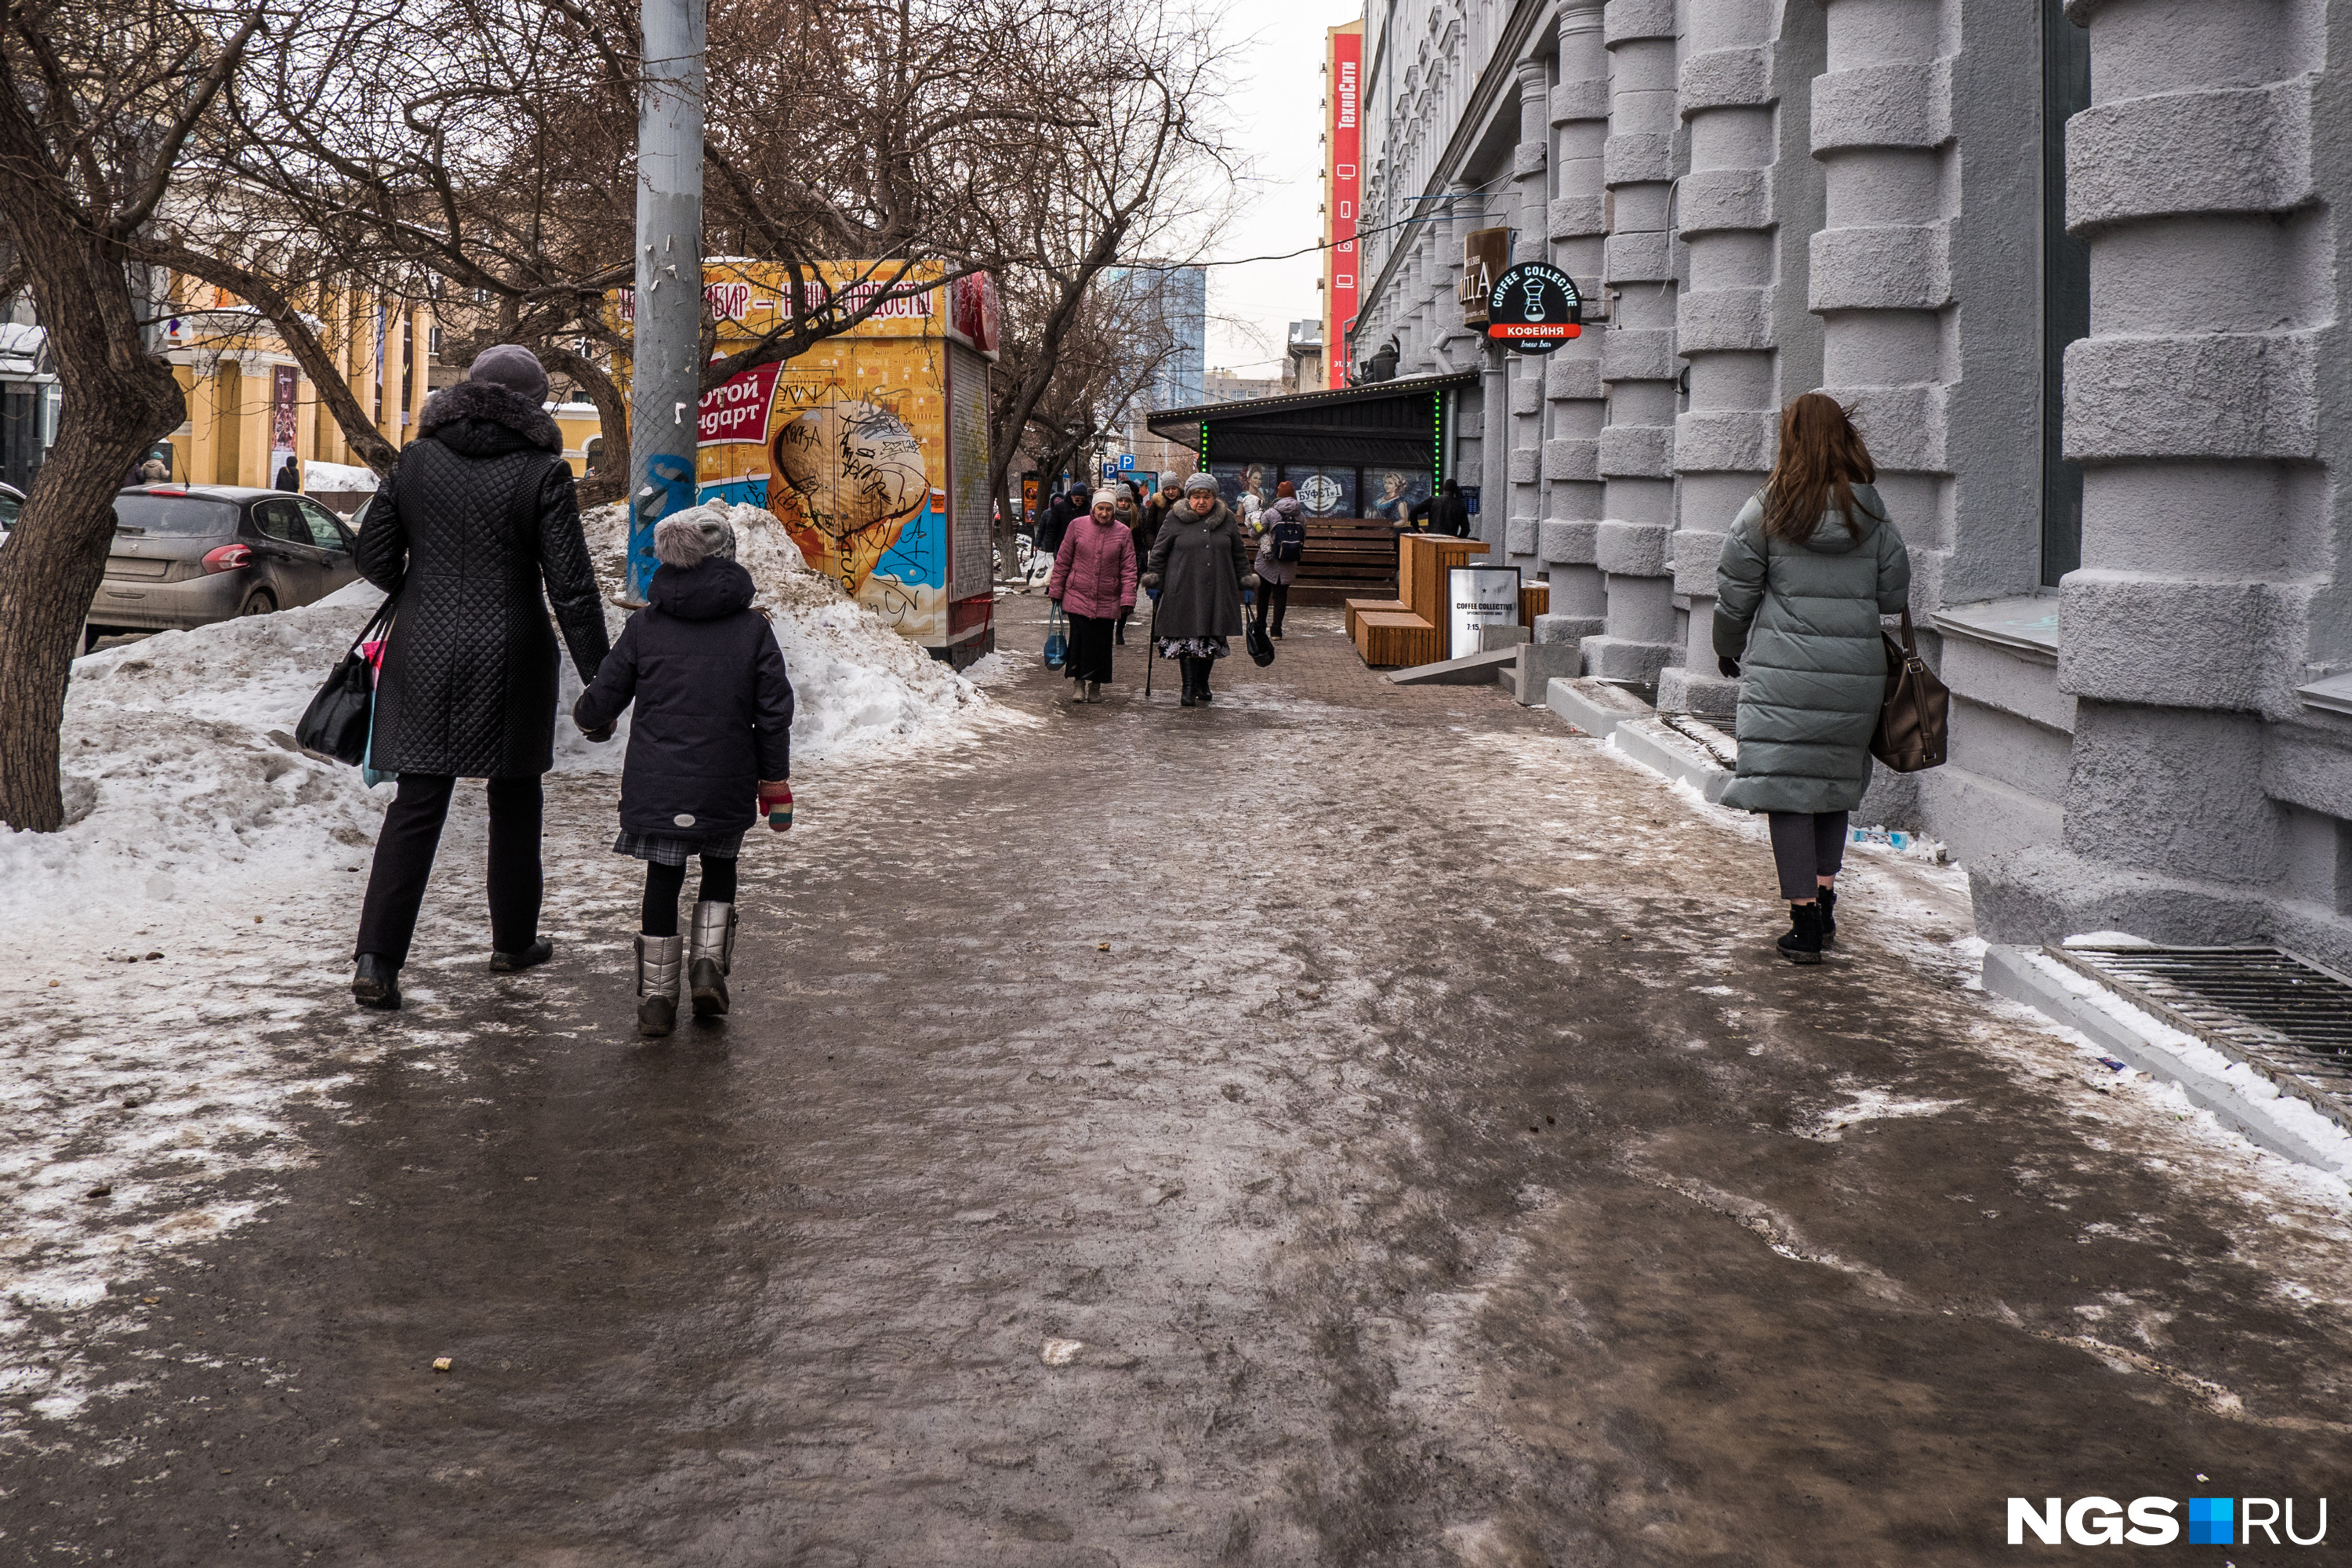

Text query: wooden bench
(1356, 611), (1443, 669)
(1292, 518), (1400, 606)
(1343, 598), (1410, 638)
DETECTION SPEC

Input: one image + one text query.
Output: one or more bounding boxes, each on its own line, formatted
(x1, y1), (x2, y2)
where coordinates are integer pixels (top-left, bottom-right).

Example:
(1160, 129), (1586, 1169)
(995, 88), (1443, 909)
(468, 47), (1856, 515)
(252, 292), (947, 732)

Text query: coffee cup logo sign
(1485, 263), (1583, 353)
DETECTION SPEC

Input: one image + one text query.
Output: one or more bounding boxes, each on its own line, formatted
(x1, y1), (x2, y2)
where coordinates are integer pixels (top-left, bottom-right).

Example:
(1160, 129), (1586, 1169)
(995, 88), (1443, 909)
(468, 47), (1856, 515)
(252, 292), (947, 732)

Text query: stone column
(1810, 0), (1951, 612)
(1977, 0), (2346, 965)
(1479, 343), (1508, 556)
(1504, 59), (1552, 568)
(1537, 2), (1610, 647)
(1658, 0), (1777, 719)
(1583, 0), (1682, 689)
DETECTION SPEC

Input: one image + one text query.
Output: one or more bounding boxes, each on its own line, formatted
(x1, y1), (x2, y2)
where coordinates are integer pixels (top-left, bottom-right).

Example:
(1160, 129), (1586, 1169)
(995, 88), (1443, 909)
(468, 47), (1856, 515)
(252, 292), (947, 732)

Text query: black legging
(354, 773), (543, 965)
(641, 856), (740, 938)
(1253, 582), (1290, 635)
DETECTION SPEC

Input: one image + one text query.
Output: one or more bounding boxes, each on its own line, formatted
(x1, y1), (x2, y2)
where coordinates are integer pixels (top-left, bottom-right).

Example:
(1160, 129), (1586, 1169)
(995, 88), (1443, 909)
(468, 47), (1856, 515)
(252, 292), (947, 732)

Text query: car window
(253, 499), (311, 546)
(113, 494), (241, 536)
(296, 499), (351, 552)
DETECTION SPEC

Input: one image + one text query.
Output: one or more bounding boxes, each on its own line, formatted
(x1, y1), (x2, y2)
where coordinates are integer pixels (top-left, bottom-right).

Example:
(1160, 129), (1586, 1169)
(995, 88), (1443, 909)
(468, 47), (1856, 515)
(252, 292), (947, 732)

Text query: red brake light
(202, 543), (252, 573)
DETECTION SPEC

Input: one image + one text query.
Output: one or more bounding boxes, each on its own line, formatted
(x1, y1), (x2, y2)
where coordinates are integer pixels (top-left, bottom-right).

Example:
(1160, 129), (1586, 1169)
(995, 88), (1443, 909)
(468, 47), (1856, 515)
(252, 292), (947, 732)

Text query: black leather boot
(1178, 657), (1200, 707)
(491, 937), (553, 973)
(1817, 884), (1838, 946)
(1777, 902), (1824, 965)
(352, 953), (401, 1010)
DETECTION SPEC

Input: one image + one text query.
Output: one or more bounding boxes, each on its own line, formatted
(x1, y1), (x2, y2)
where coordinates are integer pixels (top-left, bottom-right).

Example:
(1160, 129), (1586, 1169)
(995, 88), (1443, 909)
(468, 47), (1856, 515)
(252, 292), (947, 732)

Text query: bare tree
(0, 0), (260, 832)
(145, 0), (1047, 506)
(976, 1), (1232, 575)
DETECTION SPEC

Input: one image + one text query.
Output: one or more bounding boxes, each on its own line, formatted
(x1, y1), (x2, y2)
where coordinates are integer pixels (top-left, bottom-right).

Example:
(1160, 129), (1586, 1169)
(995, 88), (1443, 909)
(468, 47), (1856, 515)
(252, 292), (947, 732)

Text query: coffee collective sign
(1485, 263), (1582, 353)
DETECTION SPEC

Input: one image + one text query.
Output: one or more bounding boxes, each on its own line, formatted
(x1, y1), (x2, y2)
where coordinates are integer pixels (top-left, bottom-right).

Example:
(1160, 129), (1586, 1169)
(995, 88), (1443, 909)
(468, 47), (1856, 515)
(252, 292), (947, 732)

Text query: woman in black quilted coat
(348, 346), (612, 1009)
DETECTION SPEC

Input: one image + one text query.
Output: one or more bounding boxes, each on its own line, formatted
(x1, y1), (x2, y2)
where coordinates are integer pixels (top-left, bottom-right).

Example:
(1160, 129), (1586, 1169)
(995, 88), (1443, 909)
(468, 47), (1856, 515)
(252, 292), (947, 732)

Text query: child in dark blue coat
(575, 514), (795, 1037)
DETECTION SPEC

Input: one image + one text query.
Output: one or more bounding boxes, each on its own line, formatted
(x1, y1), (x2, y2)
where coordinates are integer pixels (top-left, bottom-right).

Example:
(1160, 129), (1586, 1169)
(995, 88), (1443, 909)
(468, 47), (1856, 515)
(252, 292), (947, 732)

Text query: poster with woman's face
(1210, 463), (1250, 511)
(1366, 469), (1432, 525)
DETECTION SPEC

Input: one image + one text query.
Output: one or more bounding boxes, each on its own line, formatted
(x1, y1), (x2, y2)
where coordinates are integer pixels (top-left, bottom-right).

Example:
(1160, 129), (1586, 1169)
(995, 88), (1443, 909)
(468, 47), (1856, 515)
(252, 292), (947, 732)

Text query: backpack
(1270, 517), (1305, 563)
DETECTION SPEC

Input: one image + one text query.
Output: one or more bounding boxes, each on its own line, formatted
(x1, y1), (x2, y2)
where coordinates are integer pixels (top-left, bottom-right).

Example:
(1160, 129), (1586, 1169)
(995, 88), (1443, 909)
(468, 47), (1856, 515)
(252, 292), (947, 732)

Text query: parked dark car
(77, 485), (362, 650)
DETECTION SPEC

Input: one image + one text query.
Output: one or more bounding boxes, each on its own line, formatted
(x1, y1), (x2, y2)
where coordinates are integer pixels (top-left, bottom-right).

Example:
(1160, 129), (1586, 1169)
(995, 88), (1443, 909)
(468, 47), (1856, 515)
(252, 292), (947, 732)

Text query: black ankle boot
(353, 953), (402, 1010)
(491, 937), (553, 972)
(1817, 885), (1838, 946)
(1777, 902), (1824, 965)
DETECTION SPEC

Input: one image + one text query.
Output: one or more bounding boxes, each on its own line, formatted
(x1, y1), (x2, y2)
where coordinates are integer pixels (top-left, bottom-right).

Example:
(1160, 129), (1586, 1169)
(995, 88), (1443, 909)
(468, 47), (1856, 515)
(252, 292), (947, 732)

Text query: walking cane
(1143, 590), (1160, 696)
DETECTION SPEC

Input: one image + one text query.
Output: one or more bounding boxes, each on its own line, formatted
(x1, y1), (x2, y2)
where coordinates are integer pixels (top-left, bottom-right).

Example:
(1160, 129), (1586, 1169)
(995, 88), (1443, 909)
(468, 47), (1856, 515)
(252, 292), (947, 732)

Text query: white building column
(1537, 2), (1610, 644)
(1584, 0), (1682, 689)
(1504, 59), (1552, 568)
(1809, 0), (1951, 608)
(1659, 0), (1777, 719)
(1976, 0), (2349, 967)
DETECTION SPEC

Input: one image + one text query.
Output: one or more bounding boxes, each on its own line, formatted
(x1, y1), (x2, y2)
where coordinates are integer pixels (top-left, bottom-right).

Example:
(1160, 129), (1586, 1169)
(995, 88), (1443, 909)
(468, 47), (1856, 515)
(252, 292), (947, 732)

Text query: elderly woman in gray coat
(1714, 393), (1910, 964)
(1141, 472), (1256, 707)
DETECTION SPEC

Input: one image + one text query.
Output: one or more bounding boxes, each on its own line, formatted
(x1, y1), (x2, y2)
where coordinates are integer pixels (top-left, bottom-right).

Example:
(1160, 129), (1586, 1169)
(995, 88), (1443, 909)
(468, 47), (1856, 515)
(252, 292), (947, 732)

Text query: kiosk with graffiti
(618, 261), (1000, 660)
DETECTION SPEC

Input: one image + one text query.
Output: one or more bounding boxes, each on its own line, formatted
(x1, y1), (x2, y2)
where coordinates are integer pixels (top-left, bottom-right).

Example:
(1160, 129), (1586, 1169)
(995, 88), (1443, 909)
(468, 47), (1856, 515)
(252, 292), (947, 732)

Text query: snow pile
(0, 580), (394, 923)
(303, 459), (377, 492)
(1, 502), (994, 924)
(579, 500), (992, 762)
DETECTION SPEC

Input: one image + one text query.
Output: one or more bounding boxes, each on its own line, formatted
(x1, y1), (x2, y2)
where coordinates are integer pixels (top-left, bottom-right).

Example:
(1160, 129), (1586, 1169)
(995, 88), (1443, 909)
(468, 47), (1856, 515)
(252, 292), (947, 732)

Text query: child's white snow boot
(637, 934), (684, 1036)
(688, 901), (738, 1018)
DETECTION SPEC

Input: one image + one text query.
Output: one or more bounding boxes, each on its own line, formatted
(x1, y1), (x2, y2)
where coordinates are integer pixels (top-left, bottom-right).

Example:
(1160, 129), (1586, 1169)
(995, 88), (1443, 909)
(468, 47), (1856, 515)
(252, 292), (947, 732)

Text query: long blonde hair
(1762, 393), (1876, 542)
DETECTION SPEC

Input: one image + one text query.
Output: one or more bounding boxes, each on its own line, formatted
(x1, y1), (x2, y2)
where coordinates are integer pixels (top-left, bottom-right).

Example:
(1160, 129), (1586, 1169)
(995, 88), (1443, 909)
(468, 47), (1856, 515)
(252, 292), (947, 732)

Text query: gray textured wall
(1352, 0), (2352, 967)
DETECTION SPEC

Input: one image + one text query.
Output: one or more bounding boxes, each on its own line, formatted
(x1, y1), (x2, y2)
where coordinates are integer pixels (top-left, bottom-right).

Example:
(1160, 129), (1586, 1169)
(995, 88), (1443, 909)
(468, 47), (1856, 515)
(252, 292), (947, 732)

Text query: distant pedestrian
(1030, 485), (1085, 590)
(350, 343), (611, 1010)
(135, 457), (170, 485)
(1425, 478), (1470, 538)
(1713, 392), (1911, 965)
(1141, 472), (1255, 708)
(574, 514), (796, 1036)
(1047, 489), (1138, 704)
(275, 456), (300, 492)
(1254, 481), (1305, 640)
(1127, 480), (1179, 643)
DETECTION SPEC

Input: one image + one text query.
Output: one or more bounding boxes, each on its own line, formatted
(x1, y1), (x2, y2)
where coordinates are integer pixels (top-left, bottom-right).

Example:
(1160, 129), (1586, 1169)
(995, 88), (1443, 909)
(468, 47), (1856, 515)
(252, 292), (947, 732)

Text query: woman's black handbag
(296, 599), (395, 766)
(1244, 594), (1276, 667)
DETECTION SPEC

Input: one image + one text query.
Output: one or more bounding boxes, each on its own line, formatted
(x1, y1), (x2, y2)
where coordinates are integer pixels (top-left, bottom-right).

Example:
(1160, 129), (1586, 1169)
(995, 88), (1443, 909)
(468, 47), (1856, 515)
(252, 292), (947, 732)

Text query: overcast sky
(1198, 0), (1364, 378)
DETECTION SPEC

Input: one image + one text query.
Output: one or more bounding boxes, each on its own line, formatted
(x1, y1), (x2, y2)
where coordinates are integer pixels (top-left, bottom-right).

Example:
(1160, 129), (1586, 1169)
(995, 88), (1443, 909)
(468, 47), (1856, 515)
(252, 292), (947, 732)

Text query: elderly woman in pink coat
(1047, 488), (1140, 703)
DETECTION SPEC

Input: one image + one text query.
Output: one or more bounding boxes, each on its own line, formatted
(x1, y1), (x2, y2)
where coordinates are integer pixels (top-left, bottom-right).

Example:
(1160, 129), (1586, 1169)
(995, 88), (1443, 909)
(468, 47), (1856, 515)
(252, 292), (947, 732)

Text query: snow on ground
(0, 500), (1008, 1432)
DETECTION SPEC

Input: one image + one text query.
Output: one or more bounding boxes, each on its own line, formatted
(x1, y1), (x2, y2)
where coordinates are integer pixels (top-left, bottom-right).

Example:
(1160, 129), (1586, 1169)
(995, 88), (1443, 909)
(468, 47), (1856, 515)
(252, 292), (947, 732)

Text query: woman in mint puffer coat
(1713, 393), (1910, 965)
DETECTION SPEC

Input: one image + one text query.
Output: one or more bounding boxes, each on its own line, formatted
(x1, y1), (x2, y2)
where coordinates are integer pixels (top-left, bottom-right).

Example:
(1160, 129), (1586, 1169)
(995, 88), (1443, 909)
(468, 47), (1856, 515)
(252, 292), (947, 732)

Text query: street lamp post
(627, 0), (706, 601)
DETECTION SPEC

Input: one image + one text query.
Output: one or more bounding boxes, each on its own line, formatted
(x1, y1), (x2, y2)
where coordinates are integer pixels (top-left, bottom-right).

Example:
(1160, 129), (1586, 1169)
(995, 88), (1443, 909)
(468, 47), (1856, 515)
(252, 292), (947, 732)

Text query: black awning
(1145, 370), (1475, 467)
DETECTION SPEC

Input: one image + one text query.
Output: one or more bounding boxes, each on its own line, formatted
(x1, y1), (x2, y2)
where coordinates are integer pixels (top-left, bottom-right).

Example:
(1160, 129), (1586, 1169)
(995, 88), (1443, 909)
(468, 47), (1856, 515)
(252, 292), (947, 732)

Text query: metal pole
(628, 0), (706, 601)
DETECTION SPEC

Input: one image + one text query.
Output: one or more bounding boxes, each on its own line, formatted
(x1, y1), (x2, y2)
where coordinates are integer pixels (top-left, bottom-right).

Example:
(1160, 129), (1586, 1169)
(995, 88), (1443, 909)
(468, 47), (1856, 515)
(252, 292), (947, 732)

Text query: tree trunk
(541, 342), (630, 510)
(0, 330), (183, 832)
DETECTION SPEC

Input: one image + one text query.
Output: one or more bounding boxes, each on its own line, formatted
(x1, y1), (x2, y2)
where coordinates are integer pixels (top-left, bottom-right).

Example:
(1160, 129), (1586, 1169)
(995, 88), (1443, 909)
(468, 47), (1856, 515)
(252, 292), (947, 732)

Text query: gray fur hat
(1183, 471), (1218, 495)
(652, 508), (739, 568)
(466, 343), (550, 404)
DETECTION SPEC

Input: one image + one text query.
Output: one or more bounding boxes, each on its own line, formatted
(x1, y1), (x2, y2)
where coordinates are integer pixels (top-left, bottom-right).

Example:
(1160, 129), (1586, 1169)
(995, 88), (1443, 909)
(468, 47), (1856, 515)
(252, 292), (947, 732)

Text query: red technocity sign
(1327, 29), (1360, 389)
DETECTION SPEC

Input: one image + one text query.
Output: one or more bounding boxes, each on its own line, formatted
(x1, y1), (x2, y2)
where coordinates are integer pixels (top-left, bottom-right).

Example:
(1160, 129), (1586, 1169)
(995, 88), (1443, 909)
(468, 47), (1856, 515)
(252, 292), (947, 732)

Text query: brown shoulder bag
(1870, 609), (1949, 772)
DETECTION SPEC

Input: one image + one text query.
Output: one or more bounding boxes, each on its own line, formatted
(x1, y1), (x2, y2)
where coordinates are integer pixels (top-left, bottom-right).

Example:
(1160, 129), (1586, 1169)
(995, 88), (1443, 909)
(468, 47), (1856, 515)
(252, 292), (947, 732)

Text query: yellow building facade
(158, 283), (434, 492)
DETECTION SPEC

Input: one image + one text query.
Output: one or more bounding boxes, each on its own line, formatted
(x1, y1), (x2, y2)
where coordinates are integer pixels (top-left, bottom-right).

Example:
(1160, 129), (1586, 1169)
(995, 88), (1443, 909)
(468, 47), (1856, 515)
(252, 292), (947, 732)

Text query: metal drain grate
(2047, 945), (2352, 1131)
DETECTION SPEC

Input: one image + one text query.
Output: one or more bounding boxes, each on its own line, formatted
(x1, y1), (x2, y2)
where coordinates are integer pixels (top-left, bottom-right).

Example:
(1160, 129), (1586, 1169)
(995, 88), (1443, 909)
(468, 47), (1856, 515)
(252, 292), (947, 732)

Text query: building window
(2042, 1), (2092, 586)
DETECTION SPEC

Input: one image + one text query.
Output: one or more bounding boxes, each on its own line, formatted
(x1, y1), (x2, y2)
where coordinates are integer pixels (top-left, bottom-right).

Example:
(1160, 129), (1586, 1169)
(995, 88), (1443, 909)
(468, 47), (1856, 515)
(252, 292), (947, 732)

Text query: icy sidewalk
(0, 503), (1015, 1431)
